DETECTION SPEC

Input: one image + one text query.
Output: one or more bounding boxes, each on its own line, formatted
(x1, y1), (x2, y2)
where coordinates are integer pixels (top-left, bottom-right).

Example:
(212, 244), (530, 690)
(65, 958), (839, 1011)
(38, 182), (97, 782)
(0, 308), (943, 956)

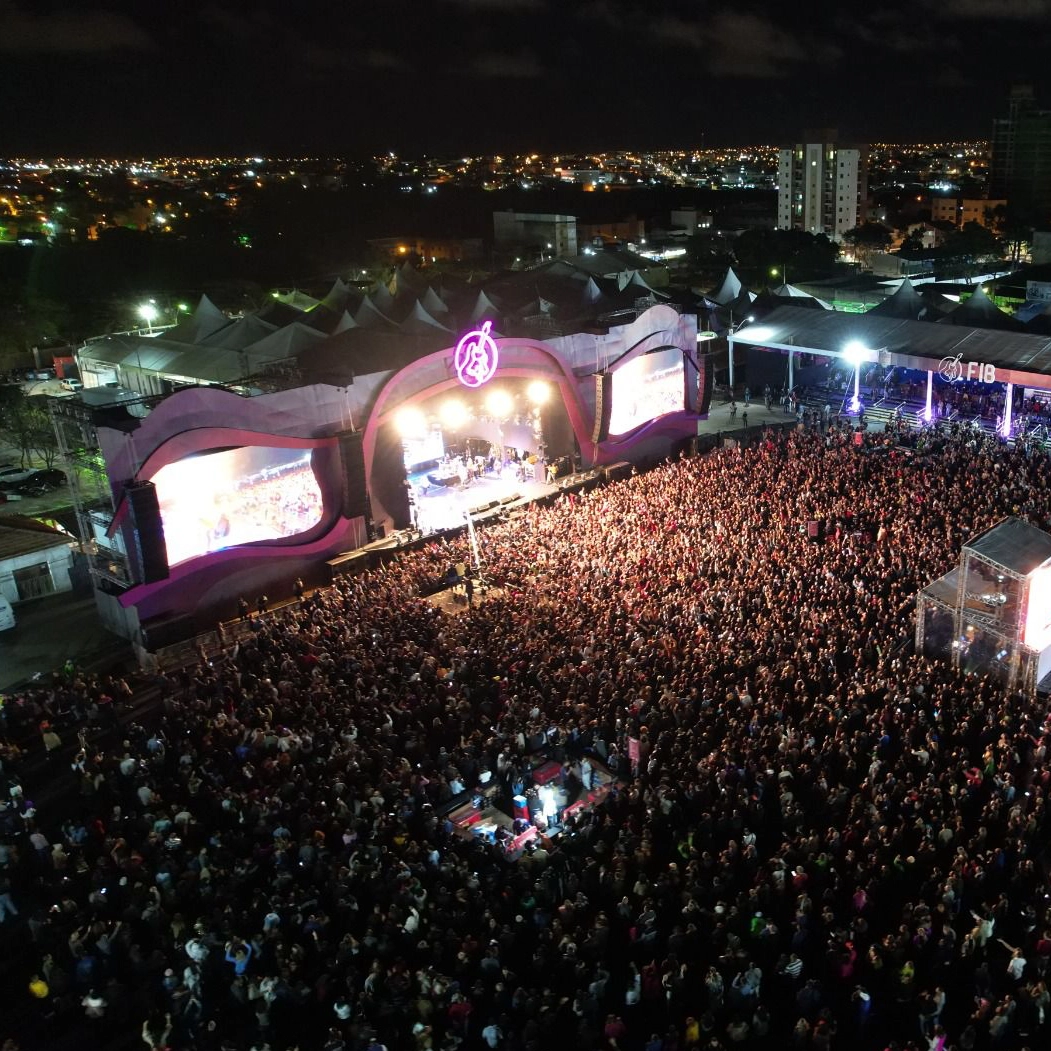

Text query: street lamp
(138, 302), (158, 334)
(843, 340), (867, 414)
(726, 314), (755, 391)
(770, 265), (788, 287)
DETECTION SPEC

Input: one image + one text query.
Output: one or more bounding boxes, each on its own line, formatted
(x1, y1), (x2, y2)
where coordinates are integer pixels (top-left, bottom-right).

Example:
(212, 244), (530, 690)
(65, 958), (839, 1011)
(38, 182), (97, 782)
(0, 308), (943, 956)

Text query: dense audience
(4, 421), (1051, 1051)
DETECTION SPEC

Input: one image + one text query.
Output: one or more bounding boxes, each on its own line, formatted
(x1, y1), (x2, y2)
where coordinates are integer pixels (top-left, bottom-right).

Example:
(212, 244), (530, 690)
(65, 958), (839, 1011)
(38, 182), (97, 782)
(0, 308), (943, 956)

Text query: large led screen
(151, 446), (324, 567)
(608, 347), (685, 436)
(1025, 565), (1051, 651)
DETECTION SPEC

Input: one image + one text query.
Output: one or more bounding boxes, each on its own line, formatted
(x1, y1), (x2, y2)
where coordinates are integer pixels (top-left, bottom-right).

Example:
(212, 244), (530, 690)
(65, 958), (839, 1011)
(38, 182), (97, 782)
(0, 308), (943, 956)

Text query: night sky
(3, 0), (1051, 155)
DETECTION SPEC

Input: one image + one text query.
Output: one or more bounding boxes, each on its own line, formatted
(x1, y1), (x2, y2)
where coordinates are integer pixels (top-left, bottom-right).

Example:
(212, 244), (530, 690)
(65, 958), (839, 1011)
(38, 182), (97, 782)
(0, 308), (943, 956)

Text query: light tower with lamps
(726, 314), (755, 392)
(842, 340), (868, 414)
(138, 302), (158, 335)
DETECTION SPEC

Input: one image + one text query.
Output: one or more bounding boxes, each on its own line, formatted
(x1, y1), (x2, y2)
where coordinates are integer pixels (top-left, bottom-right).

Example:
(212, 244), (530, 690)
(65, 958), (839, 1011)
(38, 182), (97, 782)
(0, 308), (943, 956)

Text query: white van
(0, 596), (14, 632)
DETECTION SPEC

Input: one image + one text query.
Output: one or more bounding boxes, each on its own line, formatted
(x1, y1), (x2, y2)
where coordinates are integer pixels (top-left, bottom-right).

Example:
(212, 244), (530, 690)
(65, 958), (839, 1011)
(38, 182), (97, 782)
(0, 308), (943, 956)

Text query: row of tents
(705, 266), (1051, 335)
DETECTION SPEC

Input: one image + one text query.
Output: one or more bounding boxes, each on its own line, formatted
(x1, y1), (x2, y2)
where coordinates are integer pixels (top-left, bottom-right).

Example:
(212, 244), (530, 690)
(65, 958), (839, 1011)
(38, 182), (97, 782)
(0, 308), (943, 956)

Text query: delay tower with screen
(916, 516), (1051, 694)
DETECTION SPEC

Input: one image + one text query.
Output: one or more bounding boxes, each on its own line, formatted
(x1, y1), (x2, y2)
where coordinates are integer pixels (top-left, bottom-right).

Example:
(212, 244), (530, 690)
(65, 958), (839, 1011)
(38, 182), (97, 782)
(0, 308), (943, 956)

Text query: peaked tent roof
(393, 263), (427, 297)
(353, 296), (397, 330)
(164, 295), (231, 345)
(938, 285), (1024, 331)
(582, 277), (605, 303)
(623, 270), (661, 296)
(773, 284), (834, 310)
(199, 314), (277, 349)
(257, 300), (308, 328)
(709, 267), (745, 306)
(1024, 305), (1051, 336)
(399, 300), (452, 335)
(332, 310), (358, 335)
(319, 278), (352, 314)
(242, 321), (327, 360)
(866, 277), (934, 321)
(371, 283), (396, 316)
(467, 289), (502, 324)
(420, 286), (449, 317)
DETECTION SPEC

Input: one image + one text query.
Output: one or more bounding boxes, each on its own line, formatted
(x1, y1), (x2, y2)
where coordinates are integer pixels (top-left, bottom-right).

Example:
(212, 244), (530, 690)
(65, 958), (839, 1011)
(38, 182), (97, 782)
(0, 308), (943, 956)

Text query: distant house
(0, 515), (77, 604)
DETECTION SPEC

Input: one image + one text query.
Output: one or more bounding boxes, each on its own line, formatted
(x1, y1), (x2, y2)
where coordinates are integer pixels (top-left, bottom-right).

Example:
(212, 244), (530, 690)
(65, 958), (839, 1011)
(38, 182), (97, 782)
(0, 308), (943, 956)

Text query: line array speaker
(124, 480), (169, 583)
(698, 355), (714, 415)
(336, 430), (369, 519)
(592, 373), (612, 444)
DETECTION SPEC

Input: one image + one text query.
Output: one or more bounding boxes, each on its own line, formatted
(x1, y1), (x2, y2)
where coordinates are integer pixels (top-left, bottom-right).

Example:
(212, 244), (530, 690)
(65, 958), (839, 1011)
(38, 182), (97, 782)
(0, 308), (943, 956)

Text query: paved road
(0, 589), (133, 691)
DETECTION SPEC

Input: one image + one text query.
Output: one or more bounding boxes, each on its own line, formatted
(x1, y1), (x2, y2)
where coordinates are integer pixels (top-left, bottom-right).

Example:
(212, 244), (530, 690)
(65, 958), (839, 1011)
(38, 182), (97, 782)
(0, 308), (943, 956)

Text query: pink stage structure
(59, 262), (708, 647)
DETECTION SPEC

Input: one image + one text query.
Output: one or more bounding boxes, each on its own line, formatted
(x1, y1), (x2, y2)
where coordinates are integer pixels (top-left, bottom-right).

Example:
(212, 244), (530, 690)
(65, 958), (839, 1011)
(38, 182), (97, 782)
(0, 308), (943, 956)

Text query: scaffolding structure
(45, 392), (149, 594)
(916, 516), (1051, 695)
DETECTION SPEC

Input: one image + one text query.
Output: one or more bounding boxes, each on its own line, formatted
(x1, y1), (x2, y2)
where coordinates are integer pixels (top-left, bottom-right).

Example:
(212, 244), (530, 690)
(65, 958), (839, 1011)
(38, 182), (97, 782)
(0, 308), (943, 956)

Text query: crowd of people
(4, 421), (1051, 1051)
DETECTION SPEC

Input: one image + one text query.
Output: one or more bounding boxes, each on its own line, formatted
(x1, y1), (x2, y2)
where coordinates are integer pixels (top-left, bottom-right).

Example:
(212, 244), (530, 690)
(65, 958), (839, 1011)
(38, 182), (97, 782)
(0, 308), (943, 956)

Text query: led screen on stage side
(402, 428), (445, 469)
(608, 348), (685, 436)
(151, 446), (324, 567)
(1025, 565), (1051, 651)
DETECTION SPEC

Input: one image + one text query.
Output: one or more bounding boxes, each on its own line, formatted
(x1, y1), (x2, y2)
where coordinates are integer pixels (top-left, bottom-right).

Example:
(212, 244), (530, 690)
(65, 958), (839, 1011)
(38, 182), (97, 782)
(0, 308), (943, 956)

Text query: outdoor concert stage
(409, 468), (558, 534)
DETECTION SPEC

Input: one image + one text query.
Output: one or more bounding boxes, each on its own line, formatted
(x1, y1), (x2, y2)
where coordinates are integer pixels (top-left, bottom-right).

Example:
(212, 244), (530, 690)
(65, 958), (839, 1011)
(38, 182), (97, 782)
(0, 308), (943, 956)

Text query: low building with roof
(0, 514), (77, 605)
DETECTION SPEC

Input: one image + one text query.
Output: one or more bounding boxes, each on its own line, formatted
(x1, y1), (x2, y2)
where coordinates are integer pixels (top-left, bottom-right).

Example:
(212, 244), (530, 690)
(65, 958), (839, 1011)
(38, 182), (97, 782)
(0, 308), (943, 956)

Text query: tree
(731, 228), (839, 285)
(899, 229), (928, 255)
(985, 203), (1033, 264)
(843, 222), (893, 247)
(0, 386), (59, 468)
(842, 222), (893, 266)
(943, 222), (1004, 276)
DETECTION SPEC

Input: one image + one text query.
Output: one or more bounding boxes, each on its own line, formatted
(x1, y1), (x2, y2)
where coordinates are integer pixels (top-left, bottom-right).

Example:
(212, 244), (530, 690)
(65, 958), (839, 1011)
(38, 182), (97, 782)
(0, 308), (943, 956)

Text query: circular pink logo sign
(454, 320), (499, 388)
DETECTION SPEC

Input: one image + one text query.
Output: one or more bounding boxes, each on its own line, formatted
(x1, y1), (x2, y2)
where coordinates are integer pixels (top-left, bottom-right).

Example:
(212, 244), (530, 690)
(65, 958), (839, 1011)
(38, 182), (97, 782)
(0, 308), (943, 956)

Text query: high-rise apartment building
(991, 85), (1051, 221)
(777, 130), (866, 239)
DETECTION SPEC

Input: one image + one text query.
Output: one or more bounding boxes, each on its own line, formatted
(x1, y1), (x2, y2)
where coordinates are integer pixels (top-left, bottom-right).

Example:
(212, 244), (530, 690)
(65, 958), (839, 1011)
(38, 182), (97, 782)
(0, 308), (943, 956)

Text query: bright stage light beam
(842, 341), (867, 368)
(395, 406), (427, 438)
(485, 389), (513, 419)
(843, 341), (868, 414)
(439, 399), (468, 429)
(527, 380), (551, 406)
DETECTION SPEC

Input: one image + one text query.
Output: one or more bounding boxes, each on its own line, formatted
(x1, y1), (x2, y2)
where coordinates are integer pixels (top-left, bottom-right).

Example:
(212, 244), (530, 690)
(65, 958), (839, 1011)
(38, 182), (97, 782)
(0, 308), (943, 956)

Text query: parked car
(60, 378), (83, 392)
(0, 466), (38, 485)
(26, 468), (67, 489)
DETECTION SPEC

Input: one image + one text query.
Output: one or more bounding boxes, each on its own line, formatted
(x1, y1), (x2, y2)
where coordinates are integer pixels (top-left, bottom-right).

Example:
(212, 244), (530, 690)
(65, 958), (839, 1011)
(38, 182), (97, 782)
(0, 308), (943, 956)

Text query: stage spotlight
(842, 341), (868, 368)
(395, 406), (427, 438)
(440, 399), (468, 429)
(527, 380), (551, 406)
(486, 389), (513, 419)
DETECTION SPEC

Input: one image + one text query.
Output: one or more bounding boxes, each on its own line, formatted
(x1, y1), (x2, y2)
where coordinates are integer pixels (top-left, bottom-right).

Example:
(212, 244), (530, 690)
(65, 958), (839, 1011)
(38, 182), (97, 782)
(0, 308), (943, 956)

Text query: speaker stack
(124, 480), (169, 583)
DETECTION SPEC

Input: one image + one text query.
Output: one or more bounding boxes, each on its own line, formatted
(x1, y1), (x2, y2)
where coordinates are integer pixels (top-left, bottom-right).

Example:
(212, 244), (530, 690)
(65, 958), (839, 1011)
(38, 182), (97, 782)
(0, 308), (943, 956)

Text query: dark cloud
(653, 12), (840, 79)
(0, 0), (1047, 153)
(0, 2), (155, 53)
(469, 49), (546, 79)
(926, 0), (1051, 18)
(440, 0), (544, 9)
(361, 49), (409, 72)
